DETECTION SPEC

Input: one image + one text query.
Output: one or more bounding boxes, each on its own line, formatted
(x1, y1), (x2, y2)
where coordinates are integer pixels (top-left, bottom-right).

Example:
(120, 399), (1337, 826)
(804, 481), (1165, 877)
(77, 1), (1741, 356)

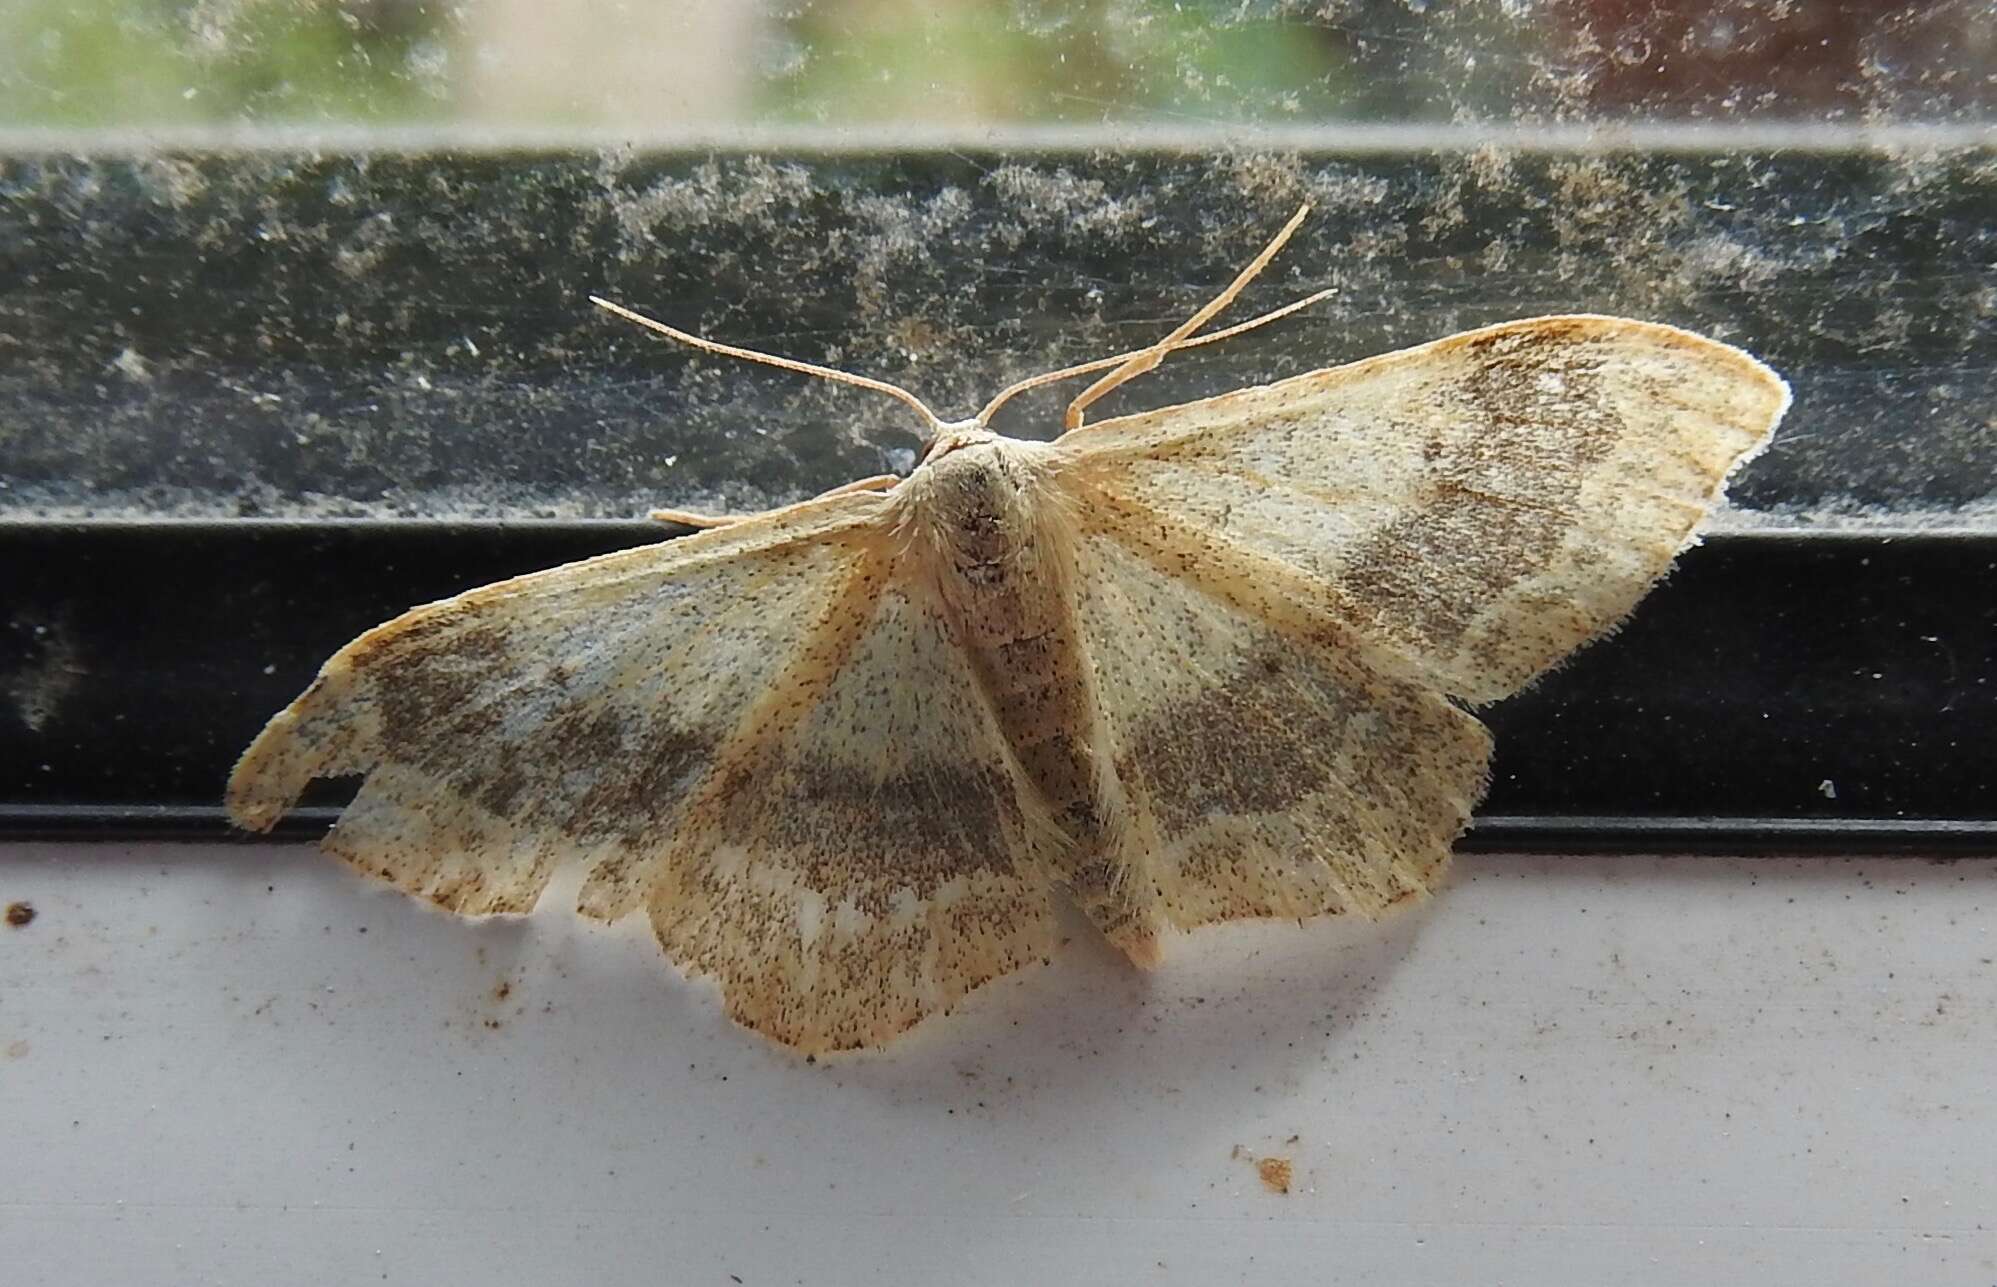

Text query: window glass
(2, 2), (1991, 526)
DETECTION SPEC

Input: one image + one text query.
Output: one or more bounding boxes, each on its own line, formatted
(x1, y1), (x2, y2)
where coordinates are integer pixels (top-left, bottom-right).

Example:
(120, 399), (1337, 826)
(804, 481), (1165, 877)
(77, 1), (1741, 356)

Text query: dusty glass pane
(1, 2), (1993, 526)
(5, 1), (1995, 128)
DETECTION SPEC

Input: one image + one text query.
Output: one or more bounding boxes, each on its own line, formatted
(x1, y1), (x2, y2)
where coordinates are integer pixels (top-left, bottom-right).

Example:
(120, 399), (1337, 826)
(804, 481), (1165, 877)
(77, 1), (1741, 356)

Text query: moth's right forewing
(1051, 316), (1789, 702)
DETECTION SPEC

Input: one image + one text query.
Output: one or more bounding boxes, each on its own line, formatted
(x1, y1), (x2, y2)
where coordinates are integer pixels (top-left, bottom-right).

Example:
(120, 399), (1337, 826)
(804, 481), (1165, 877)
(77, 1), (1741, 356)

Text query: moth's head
(911, 419), (994, 474)
(907, 433), (1046, 577)
(900, 424), (1051, 553)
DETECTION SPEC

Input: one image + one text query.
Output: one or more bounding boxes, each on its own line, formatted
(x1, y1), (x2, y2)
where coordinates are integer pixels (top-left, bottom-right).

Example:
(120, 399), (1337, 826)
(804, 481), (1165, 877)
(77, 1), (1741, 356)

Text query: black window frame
(3, 135), (1992, 851)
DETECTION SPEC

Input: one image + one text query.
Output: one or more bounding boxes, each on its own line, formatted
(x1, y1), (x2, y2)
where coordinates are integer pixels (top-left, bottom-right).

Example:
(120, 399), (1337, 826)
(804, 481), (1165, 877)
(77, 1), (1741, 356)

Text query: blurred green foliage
(0, 0), (1501, 128)
(0, 0), (1985, 129)
(764, 2), (1366, 123)
(1, 0), (447, 127)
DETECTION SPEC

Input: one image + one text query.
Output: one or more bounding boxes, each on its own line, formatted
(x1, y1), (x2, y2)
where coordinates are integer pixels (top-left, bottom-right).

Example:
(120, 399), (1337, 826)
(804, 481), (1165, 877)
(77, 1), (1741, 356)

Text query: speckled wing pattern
(1062, 521), (1494, 934)
(1045, 315), (1786, 930)
(227, 490), (1058, 1054)
(1054, 316), (1791, 701)
(229, 312), (1786, 1056)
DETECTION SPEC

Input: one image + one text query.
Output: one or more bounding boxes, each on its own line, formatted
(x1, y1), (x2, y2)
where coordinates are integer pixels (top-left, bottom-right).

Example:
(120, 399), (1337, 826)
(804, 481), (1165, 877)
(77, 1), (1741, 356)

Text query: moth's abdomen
(976, 622), (1105, 841)
(920, 441), (1108, 844)
(951, 552), (1105, 843)
(947, 544), (1151, 958)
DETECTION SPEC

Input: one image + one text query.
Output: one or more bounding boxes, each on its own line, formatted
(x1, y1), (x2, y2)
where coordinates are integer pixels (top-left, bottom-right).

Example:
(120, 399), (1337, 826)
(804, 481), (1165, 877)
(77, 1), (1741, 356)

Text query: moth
(228, 206), (1789, 1055)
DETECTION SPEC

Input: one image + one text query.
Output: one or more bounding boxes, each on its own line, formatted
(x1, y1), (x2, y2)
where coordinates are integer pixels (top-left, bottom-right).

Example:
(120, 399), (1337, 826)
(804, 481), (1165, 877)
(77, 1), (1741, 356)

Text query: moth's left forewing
(229, 489), (1059, 1055)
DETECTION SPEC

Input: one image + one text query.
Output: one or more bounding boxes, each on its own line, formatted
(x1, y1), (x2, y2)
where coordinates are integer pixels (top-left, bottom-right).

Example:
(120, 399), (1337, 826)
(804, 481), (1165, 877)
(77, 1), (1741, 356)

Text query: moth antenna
(974, 286), (1336, 427)
(591, 296), (947, 433)
(1063, 202), (1312, 431)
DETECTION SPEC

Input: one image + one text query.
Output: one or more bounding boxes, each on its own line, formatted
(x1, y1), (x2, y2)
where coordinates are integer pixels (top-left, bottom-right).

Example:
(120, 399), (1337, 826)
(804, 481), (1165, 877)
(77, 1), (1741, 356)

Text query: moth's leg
(649, 474), (900, 528)
(649, 507), (745, 528)
(812, 473), (901, 500)
(1063, 203), (1311, 431)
